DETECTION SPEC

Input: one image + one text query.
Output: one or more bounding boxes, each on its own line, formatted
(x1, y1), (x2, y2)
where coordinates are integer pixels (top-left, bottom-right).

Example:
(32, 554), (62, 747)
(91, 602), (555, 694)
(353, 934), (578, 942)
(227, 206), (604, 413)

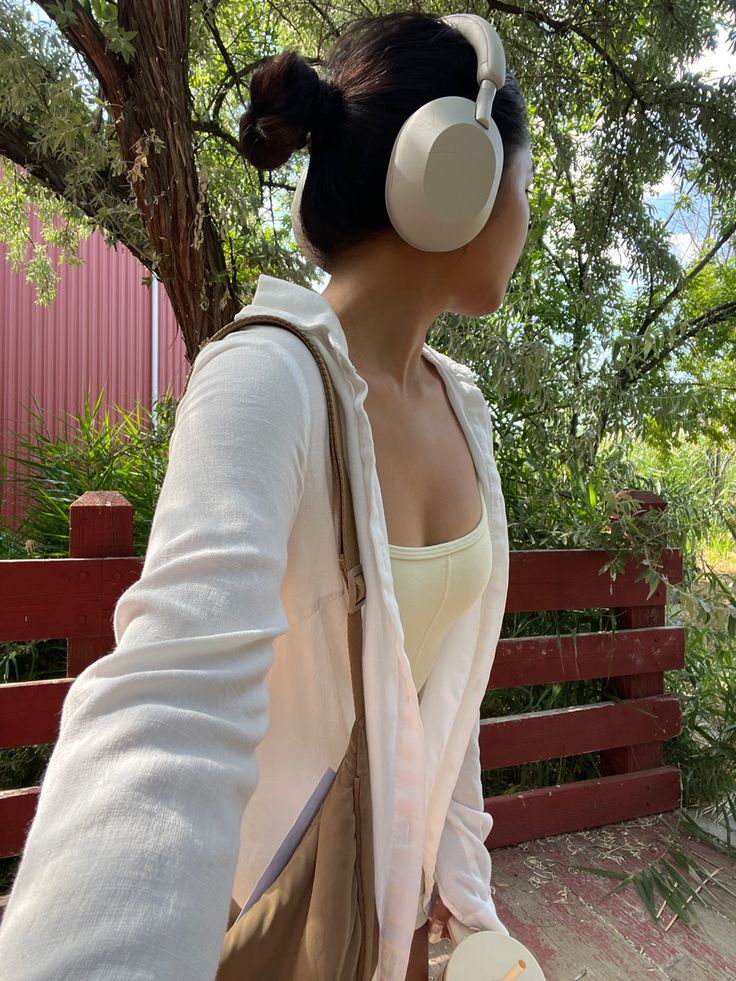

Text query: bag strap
(185, 315), (368, 721)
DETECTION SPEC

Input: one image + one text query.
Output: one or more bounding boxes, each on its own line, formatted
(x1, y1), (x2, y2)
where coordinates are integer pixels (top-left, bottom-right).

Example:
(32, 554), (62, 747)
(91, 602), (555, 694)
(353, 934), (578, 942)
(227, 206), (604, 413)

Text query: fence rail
(483, 499), (683, 847)
(0, 490), (684, 883)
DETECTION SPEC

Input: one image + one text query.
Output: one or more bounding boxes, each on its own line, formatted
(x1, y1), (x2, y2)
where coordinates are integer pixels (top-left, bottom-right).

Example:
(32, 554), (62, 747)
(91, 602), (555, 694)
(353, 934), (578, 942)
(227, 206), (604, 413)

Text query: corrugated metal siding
(1, 213), (188, 528)
(158, 281), (189, 398)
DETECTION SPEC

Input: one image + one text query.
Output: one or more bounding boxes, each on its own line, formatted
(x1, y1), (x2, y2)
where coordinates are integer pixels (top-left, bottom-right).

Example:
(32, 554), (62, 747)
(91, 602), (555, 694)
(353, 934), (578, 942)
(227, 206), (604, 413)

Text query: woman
(0, 10), (533, 981)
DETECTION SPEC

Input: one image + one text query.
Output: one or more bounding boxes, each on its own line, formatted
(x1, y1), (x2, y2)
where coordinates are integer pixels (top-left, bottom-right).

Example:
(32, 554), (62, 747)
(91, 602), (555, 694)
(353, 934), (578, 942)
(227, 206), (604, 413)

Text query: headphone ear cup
(385, 96), (504, 252)
(291, 167), (326, 268)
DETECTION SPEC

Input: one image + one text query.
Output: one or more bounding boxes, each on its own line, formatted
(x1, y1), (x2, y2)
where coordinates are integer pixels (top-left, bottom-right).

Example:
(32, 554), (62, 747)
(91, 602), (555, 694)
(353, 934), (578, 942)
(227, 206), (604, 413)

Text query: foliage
(2, 400), (736, 929)
(0, 162), (89, 303)
(0, 743), (52, 893)
(0, 392), (179, 892)
(0, 1), (149, 288)
(665, 559), (736, 818)
(481, 446), (736, 925)
(480, 432), (736, 878)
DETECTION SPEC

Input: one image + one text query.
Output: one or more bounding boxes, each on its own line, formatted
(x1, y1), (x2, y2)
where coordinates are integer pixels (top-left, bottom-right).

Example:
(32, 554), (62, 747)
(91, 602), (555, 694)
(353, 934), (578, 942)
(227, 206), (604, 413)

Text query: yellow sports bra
(388, 478), (493, 693)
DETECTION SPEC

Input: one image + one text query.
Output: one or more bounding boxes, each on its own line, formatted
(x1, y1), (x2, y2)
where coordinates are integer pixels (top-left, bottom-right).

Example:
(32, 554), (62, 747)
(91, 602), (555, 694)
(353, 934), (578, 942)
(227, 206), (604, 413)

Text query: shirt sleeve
(433, 714), (510, 936)
(0, 328), (314, 980)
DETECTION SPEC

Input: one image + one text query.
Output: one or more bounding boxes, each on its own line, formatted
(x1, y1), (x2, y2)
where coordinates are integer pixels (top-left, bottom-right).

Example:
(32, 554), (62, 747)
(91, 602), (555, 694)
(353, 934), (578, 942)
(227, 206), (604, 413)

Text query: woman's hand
(427, 896), (453, 943)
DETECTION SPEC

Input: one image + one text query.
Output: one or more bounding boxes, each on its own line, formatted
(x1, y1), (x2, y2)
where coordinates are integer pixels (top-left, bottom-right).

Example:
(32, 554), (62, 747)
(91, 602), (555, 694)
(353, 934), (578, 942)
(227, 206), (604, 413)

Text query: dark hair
(239, 11), (529, 268)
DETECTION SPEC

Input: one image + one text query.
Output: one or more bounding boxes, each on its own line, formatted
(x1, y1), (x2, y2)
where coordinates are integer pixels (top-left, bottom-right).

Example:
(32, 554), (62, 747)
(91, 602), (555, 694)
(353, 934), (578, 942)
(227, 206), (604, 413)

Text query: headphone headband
(441, 14), (507, 129)
(441, 14), (506, 90)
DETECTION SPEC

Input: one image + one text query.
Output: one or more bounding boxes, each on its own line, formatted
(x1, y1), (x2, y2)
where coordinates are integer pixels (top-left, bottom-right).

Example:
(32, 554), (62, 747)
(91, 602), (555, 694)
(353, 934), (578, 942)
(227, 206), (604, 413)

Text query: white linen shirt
(0, 274), (510, 981)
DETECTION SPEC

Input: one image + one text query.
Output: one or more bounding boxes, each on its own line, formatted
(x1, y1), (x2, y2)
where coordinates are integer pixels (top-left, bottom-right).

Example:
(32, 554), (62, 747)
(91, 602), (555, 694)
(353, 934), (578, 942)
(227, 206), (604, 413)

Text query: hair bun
(239, 51), (344, 170)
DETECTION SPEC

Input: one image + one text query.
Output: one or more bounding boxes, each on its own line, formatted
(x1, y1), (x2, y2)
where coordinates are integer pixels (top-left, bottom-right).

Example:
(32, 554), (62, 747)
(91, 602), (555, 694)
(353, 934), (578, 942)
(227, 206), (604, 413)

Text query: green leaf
(633, 873), (660, 922)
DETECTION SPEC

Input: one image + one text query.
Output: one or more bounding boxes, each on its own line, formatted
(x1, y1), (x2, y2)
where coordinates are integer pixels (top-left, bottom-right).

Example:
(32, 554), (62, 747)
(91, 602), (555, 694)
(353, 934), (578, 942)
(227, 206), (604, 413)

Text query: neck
(320, 234), (457, 396)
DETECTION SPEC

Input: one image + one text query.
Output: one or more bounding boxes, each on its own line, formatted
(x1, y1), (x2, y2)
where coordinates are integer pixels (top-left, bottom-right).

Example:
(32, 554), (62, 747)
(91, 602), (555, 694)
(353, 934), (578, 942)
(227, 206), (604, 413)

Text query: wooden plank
(600, 739), (665, 773)
(489, 626), (685, 689)
(479, 695), (681, 769)
(0, 678), (72, 749)
(601, 600), (666, 775)
(67, 636), (114, 677)
(485, 767), (681, 848)
(0, 557), (141, 641)
(506, 548), (682, 613)
(657, 814), (736, 923)
(0, 787), (40, 859)
(677, 849), (736, 921)
(541, 818), (736, 978)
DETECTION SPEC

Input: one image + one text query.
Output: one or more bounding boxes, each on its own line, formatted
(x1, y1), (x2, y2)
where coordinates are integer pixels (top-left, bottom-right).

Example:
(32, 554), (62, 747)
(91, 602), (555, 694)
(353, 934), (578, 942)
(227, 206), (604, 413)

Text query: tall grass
(1, 389), (177, 689)
(3, 390), (177, 558)
(629, 438), (736, 835)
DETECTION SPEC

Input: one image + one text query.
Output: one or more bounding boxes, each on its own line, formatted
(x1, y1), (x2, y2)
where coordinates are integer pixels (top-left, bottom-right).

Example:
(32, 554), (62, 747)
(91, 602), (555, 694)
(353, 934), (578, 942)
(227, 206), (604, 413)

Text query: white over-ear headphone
(291, 13), (506, 267)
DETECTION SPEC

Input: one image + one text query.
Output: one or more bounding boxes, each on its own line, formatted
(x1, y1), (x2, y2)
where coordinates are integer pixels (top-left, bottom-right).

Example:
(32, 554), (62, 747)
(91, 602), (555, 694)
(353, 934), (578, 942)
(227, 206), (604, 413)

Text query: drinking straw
(499, 960), (527, 981)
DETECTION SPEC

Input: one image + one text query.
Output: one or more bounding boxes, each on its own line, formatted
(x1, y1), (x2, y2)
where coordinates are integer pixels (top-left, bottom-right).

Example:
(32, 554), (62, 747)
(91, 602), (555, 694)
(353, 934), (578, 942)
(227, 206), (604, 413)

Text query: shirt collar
(237, 274), (350, 357)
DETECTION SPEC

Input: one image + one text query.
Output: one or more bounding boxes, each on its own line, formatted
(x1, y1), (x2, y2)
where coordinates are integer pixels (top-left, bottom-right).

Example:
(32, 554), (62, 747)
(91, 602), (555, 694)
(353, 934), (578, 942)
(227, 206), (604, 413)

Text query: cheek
(500, 197), (531, 270)
(522, 196), (531, 237)
(451, 191), (527, 307)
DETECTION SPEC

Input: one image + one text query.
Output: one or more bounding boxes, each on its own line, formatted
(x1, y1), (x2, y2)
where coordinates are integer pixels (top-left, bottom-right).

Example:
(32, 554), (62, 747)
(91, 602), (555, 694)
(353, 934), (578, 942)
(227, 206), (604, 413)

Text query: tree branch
(30, 0), (240, 358)
(636, 220), (736, 336)
(625, 300), (736, 388)
(0, 119), (152, 268)
(540, 239), (575, 292)
(192, 119), (239, 152)
(34, 0), (126, 108)
(202, 5), (246, 106)
(209, 55), (322, 120)
(596, 300), (736, 450)
(262, 176), (298, 195)
(302, 0), (339, 38)
(210, 58), (264, 119)
(601, 96), (635, 246)
(485, 1), (648, 109)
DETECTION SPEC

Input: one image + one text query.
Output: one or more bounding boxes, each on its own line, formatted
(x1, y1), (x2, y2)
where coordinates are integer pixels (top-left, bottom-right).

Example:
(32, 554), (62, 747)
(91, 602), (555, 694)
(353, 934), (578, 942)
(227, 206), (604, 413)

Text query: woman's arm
(433, 714), (510, 936)
(0, 328), (314, 980)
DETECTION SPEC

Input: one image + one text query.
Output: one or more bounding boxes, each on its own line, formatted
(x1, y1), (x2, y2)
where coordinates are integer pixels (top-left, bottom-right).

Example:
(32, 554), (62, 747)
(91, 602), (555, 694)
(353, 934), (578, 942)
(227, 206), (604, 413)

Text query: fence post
(67, 491), (134, 676)
(599, 490), (671, 775)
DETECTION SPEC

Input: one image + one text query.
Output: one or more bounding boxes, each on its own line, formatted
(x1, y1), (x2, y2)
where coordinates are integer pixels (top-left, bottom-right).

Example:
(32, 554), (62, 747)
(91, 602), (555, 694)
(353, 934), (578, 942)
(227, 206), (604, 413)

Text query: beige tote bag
(187, 314), (379, 981)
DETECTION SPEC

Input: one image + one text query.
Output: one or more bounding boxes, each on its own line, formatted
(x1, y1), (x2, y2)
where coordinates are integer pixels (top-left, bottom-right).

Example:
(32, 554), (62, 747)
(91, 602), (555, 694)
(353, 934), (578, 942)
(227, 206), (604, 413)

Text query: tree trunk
(36, 0), (239, 361)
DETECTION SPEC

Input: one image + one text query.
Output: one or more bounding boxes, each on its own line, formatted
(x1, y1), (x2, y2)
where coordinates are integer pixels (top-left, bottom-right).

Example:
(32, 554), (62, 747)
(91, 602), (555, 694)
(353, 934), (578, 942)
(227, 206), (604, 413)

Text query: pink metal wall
(1, 212), (188, 528)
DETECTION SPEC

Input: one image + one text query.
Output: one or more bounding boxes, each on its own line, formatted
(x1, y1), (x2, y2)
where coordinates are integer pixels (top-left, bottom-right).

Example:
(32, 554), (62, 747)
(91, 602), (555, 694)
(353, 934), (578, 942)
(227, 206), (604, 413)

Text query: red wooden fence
(0, 491), (684, 904)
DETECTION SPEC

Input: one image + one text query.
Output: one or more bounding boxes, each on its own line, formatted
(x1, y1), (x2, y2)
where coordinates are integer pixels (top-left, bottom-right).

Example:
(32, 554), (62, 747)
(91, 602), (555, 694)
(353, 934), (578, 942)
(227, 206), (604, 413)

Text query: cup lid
(442, 931), (546, 980)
